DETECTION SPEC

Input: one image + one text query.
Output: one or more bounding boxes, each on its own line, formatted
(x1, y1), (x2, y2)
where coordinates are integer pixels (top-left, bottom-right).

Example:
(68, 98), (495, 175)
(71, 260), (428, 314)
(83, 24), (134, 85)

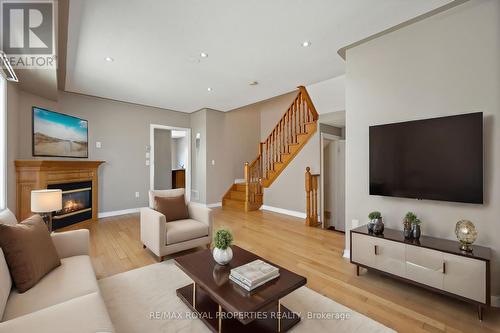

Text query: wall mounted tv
(369, 112), (483, 204)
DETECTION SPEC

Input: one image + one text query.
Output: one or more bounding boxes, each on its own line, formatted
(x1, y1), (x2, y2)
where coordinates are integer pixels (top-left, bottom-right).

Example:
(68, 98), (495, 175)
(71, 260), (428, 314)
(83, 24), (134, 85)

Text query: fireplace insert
(48, 181), (92, 229)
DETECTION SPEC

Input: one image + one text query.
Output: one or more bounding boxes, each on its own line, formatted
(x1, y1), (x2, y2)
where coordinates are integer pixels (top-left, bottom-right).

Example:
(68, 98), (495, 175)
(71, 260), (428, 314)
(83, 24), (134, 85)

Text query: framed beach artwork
(32, 107), (89, 158)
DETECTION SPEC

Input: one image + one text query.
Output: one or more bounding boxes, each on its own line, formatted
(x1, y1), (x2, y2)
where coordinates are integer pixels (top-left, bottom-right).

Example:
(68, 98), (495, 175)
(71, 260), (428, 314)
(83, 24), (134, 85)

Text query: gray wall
(6, 83), (19, 211)
(345, 0), (500, 295)
(206, 110), (229, 204)
(205, 107), (261, 204)
(171, 136), (187, 170)
(16, 90), (190, 212)
(154, 129), (172, 190)
(190, 109), (207, 203)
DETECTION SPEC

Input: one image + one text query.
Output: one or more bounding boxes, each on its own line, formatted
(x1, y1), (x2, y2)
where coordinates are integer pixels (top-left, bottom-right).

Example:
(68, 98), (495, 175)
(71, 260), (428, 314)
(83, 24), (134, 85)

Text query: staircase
(222, 86), (319, 211)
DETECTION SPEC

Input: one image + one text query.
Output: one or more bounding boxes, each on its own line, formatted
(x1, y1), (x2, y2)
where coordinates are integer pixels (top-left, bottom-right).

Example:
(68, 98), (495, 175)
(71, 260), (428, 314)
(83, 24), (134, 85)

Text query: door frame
(150, 124), (191, 202)
(320, 132), (341, 229)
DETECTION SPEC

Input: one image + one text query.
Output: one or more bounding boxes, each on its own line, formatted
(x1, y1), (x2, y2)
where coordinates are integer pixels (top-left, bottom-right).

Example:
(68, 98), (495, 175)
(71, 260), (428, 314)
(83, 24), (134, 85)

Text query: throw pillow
(154, 195), (189, 222)
(0, 215), (61, 293)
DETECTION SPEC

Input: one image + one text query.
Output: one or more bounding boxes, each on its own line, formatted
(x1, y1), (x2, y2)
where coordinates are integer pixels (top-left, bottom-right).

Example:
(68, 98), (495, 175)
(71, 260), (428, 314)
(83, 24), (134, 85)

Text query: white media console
(350, 226), (491, 320)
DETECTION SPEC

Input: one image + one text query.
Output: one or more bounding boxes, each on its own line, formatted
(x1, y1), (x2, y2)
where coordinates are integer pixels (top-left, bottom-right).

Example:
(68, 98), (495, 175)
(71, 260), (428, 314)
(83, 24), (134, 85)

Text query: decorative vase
(373, 218), (384, 235)
(455, 220), (477, 252)
(403, 219), (412, 239)
(367, 220), (375, 233)
(411, 224), (421, 240)
(213, 247), (233, 265)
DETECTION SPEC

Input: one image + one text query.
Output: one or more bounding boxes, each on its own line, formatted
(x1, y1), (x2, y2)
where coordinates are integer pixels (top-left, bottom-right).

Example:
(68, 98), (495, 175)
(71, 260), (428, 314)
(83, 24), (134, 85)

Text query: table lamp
(31, 189), (62, 232)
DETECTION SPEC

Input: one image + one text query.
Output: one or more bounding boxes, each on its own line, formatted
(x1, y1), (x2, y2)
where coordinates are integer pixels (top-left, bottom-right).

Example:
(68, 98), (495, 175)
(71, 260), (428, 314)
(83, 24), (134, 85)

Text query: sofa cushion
(0, 209), (17, 226)
(0, 292), (114, 333)
(0, 209), (16, 320)
(165, 219), (208, 245)
(3, 255), (99, 321)
(154, 195), (189, 222)
(0, 250), (10, 322)
(0, 215), (61, 293)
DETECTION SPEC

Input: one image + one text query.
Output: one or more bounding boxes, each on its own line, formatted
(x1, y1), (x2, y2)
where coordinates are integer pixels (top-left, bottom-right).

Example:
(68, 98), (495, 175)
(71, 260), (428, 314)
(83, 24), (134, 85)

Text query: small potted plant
(368, 211), (383, 235)
(403, 212), (417, 239)
(213, 228), (234, 265)
(411, 218), (422, 240)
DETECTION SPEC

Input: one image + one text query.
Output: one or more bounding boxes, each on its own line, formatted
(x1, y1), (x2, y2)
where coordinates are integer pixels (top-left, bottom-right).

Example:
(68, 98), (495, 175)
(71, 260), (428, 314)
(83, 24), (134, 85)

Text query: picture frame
(32, 107), (89, 158)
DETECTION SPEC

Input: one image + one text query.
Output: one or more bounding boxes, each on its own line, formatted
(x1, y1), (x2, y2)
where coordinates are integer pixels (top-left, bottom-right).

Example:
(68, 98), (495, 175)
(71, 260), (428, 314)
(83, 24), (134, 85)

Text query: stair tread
(225, 198), (245, 202)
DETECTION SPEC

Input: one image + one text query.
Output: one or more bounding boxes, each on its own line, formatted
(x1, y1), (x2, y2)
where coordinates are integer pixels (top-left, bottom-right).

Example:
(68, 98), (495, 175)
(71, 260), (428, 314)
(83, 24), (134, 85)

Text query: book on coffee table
(230, 259), (280, 290)
(229, 271), (280, 291)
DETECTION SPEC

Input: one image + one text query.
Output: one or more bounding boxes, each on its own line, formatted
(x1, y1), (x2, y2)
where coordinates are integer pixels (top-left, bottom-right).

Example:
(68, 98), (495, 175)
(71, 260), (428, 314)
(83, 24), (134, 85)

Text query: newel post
(244, 162), (250, 204)
(305, 167), (312, 226)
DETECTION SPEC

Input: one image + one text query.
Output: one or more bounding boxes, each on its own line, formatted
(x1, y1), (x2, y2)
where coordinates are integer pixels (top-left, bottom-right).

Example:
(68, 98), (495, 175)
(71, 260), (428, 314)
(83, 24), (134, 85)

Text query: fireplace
(48, 181), (93, 230)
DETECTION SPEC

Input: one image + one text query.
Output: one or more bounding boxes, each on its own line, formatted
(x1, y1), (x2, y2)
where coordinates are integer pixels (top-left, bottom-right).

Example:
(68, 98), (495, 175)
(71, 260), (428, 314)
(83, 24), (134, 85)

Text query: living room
(1, 0), (499, 332)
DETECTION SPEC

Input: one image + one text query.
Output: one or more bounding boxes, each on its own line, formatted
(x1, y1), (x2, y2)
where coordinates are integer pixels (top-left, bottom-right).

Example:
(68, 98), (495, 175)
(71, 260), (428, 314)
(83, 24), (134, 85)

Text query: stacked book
(229, 259), (280, 291)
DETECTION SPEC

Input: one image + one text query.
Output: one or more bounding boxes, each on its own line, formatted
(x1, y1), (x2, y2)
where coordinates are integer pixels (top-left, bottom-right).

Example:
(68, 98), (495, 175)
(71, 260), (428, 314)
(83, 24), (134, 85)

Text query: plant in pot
(411, 218), (422, 240)
(403, 212), (417, 239)
(213, 228), (234, 265)
(368, 211), (384, 235)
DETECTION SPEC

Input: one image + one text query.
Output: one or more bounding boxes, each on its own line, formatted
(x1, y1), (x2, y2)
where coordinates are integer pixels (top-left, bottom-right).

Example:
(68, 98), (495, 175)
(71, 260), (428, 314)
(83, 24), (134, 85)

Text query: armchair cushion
(0, 215), (61, 293)
(148, 188), (185, 208)
(165, 219), (209, 245)
(154, 195), (189, 222)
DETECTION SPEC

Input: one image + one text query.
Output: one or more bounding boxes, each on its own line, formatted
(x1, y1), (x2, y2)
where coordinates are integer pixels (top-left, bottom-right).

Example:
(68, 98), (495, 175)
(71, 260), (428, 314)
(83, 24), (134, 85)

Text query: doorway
(149, 124), (191, 201)
(320, 133), (345, 232)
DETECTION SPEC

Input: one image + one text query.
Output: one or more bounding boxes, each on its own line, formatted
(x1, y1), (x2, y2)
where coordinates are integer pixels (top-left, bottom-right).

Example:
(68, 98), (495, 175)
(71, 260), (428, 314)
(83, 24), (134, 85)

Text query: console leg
(477, 305), (483, 321)
(356, 265), (360, 276)
(142, 244), (146, 249)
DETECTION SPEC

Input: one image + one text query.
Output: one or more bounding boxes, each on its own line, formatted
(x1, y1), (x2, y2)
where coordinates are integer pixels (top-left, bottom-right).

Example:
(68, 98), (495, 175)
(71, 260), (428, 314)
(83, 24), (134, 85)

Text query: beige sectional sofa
(0, 209), (114, 333)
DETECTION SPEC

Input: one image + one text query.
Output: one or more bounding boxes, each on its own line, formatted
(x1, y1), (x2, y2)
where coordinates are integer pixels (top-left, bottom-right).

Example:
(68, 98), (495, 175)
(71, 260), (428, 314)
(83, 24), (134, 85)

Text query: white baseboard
(343, 249), (350, 259)
(206, 202), (222, 208)
(492, 295), (500, 308)
(260, 205), (306, 219)
(98, 207), (143, 218)
(234, 179), (245, 184)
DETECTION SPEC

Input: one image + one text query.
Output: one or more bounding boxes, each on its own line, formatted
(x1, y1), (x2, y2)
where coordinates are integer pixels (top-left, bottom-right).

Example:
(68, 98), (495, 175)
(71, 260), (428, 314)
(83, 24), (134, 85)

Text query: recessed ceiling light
(301, 41), (311, 47)
(207, 87), (212, 92)
(105, 57), (114, 62)
(249, 81), (259, 86)
(200, 52), (208, 58)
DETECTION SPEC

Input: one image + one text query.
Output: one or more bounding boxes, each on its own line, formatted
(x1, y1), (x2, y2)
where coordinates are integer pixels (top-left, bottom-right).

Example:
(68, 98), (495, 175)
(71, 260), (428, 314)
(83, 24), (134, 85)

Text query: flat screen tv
(32, 107), (89, 158)
(369, 112), (483, 204)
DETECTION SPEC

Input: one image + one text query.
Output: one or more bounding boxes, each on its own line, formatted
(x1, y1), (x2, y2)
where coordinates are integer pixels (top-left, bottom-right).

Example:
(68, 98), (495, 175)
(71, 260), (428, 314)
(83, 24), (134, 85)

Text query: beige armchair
(140, 188), (213, 261)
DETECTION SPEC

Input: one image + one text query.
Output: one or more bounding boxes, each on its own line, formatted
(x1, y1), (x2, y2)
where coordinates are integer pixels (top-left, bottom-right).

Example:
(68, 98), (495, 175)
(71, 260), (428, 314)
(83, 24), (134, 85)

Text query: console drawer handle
(406, 261), (445, 273)
(374, 245), (378, 255)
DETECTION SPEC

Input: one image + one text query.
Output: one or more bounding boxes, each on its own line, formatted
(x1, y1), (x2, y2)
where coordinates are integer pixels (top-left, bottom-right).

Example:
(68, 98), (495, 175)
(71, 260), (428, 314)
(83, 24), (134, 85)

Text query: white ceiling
(65, 0), (450, 113)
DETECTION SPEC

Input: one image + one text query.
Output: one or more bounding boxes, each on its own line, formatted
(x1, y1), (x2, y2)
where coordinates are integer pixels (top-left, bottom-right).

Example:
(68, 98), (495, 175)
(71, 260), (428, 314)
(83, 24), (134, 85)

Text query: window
(0, 75), (6, 210)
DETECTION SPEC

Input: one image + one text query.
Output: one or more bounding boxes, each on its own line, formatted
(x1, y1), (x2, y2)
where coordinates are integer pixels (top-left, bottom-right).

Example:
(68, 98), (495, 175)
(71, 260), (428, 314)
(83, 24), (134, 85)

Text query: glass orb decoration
(455, 220), (477, 252)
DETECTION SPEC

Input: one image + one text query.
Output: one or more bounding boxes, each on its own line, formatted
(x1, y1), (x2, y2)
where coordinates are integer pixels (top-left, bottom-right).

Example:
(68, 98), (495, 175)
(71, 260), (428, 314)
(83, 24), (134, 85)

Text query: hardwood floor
(65, 207), (500, 333)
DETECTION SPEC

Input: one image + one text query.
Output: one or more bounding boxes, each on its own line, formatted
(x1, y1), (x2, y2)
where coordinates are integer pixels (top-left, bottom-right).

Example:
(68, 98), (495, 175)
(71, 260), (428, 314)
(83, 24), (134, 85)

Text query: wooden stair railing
(223, 86), (319, 211)
(244, 158), (263, 211)
(305, 167), (320, 226)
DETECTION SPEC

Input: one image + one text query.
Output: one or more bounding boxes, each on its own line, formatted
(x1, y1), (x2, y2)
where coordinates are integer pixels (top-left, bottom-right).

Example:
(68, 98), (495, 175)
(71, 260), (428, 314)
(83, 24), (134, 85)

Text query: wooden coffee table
(175, 245), (307, 333)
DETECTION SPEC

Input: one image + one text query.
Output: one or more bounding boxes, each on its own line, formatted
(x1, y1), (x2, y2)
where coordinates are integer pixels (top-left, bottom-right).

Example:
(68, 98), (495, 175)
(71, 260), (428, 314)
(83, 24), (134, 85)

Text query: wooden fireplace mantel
(15, 160), (105, 224)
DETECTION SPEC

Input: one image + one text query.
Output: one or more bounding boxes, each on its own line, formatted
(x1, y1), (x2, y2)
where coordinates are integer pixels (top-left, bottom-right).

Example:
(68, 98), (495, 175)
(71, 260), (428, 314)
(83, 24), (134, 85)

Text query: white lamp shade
(31, 190), (62, 213)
